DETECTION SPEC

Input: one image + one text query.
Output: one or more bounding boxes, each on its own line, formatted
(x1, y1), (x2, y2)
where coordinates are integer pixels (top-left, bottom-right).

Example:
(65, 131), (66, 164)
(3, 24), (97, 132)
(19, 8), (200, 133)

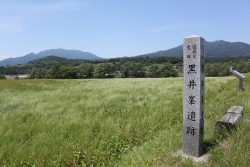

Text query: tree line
(28, 62), (179, 79)
(0, 56), (250, 79)
(27, 60), (250, 79)
(205, 60), (250, 77)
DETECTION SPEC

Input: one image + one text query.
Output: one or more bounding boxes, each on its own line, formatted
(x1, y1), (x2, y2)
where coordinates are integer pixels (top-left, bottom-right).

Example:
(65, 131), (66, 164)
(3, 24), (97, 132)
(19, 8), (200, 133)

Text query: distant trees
(29, 68), (48, 79)
(160, 63), (178, 77)
(25, 61), (179, 79)
(148, 64), (160, 77)
(235, 60), (250, 73)
(77, 63), (94, 78)
(148, 63), (178, 77)
(29, 65), (78, 79)
(94, 63), (115, 78)
(0, 73), (6, 79)
(1, 55), (250, 79)
(121, 61), (146, 78)
(205, 60), (250, 77)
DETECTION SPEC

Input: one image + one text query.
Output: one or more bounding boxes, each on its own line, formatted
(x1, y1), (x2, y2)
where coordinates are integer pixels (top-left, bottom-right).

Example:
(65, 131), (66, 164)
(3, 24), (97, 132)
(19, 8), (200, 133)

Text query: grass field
(0, 74), (250, 166)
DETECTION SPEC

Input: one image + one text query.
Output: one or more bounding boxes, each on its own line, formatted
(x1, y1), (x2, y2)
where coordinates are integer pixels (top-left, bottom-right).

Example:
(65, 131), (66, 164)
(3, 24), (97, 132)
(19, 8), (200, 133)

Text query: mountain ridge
(1, 40), (250, 66)
(138, 40), (250, 58)
(0, 49), (103, 66)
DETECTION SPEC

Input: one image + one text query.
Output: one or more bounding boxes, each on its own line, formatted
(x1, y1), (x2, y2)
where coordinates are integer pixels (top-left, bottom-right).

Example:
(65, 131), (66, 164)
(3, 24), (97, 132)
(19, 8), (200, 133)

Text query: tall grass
(0, 74), (249, 166)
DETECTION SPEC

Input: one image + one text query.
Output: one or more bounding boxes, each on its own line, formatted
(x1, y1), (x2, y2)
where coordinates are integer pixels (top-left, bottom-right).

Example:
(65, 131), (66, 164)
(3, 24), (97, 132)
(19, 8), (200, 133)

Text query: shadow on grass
(202, 127), (235, 154)
(202, 140), (217, 154)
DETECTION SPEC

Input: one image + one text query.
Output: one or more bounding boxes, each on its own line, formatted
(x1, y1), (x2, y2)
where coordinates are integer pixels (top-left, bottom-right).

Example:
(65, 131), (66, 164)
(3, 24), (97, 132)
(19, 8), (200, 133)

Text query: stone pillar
(182, 35), (205, 157)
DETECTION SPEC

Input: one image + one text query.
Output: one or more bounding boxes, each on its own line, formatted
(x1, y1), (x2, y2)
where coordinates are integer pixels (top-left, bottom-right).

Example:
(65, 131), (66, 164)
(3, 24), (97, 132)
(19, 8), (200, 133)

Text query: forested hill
(0, 49), (102, 66)
(138, 40), (250, 58)
(28, 56), (87, 68)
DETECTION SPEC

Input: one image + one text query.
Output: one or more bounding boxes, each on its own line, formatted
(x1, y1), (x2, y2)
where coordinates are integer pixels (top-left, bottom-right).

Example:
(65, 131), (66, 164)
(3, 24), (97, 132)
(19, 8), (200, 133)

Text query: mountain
(205, 40), (250, 57)
(138, 40), (250, 58)
(23, 55), (92, 69)
(0, 53), (37, 66)
(0, 49), (103, 66)
(37, 49), (101, 60)
(28, 56), (78, 67)
(1, 40), (250, 66)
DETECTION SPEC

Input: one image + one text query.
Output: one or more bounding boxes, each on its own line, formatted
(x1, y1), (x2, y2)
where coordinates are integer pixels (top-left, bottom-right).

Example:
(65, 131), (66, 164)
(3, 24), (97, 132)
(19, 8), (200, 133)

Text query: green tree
(159, 63), (178, 77)
(219, 62), (230, 76)
(131, 62), (146, 78)
(0, 73), (6, 79)
(51, 64), (61, 79)
(206, 63), (218, 77)
(121, 62), (131, 78)
(77, 63), (94, 78)
(36, 68), (47, 79)
(94, 63), (114, 78)
(235, 60), (249, 73)
(45, 69), (52, 79)
(28, 67), (47, 79)
(148, 64), (160, 77)
(29, 67), (38, 79)
(66, 66), (77, 79)
(246, 61), (250, 72)
(121, 62), (146, 78)
(57, 66), (68, 79)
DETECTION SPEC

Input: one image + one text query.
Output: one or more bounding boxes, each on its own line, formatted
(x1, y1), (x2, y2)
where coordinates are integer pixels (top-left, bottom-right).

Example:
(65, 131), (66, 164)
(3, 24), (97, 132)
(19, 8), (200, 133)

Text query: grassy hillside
(0, 74), (249, 166)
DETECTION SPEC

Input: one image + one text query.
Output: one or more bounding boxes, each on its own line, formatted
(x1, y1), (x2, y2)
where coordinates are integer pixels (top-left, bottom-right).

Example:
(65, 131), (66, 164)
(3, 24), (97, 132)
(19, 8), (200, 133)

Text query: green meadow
(0, 74), (250, 166)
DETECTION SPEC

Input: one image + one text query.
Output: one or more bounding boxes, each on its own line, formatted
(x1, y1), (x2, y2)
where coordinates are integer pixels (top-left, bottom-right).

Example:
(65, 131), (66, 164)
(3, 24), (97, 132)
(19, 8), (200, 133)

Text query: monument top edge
(184, 34), (201, 38)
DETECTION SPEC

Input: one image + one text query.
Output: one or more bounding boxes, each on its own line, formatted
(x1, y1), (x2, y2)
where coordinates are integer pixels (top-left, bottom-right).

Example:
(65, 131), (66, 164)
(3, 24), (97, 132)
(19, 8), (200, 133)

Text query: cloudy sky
(1, 0), (250, 60)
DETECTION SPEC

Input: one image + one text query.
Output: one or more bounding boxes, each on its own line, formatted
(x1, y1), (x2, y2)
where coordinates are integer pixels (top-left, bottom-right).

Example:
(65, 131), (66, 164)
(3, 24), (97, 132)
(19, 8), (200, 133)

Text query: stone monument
(182, 35), (205, 157)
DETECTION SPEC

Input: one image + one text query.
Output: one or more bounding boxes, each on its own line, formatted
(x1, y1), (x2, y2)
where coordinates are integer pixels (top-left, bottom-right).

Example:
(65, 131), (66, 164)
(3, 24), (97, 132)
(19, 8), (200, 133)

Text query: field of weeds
(0, 74), (250, 166)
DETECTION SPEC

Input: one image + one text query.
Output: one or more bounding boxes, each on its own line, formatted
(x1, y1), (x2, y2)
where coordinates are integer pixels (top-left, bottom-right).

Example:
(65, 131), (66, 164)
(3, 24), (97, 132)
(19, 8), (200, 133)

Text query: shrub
(0, 73), (6, 79)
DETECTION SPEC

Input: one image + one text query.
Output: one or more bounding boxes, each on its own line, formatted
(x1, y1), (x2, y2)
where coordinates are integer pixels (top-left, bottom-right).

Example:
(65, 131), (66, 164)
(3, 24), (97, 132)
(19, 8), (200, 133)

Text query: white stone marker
(183, 35), (205, 157)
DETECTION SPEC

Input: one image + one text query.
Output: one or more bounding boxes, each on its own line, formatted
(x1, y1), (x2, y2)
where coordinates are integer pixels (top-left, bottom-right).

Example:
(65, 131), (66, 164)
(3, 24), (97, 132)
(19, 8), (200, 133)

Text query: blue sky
(1, 0), (250, 60)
